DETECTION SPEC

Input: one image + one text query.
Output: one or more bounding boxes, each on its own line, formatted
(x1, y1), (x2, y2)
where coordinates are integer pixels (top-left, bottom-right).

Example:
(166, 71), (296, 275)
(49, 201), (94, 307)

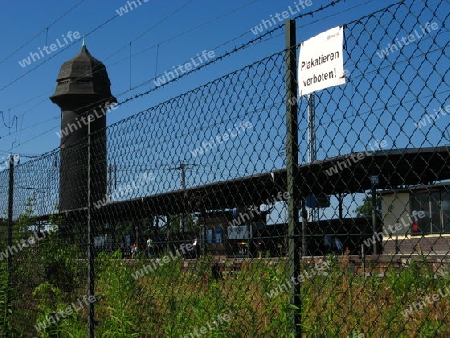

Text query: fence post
(6, 155), (14, 337)
(87, 115), (95, 338)
(285, 19), (301, 337)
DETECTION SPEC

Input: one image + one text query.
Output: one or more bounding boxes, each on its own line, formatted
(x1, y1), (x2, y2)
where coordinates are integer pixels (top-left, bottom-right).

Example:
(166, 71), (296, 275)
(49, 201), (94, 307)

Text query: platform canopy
(61, 146), (447, 221)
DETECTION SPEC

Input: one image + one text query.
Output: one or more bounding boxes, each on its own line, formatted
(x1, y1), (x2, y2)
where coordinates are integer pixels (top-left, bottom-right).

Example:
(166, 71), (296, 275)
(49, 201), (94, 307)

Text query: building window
(410, 189), (450, 235)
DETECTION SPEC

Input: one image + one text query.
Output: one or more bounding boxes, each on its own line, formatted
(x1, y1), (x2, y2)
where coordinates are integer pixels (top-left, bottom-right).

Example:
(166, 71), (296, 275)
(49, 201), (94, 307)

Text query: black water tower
(50, 43), (116, 211)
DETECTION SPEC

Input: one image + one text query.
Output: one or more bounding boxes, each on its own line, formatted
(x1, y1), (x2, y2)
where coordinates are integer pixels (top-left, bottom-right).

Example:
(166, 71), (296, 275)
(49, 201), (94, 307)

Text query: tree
(354, 194), (381, 217)
(167, 213), (198, 233)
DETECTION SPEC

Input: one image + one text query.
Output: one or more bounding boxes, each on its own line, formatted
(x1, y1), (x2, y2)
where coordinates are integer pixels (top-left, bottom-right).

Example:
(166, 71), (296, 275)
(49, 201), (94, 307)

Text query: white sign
(298, 26), (346, 96)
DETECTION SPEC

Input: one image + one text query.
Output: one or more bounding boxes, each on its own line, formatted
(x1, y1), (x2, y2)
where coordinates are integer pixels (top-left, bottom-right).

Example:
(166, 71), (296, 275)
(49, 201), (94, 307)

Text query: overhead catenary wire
(0, 0), (404, 152)
(0, 0), (393, 155)
(0, 0), (87, 66)
(1, 0), (394, 155)
(0, 0), (284, 143)
(2, 0), (259, 115)
(0, 0), (252, 146)
(0, 10), (121, 92)
(104, 0), (261, 64)
(112, 0), (349, 102)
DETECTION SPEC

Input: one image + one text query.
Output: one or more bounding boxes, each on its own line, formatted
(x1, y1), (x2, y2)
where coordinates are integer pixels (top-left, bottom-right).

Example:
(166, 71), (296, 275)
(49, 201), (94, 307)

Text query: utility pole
(107, 161), (117, 202)
(169, 163), (197, 232)
(171, 163), (192, 190)
(307, 94), (318, 222)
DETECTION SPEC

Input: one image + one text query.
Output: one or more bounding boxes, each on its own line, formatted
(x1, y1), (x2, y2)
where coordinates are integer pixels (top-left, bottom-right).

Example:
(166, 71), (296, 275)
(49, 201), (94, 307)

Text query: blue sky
(0, 0), (400, 159)
(0, 0), (448, 221)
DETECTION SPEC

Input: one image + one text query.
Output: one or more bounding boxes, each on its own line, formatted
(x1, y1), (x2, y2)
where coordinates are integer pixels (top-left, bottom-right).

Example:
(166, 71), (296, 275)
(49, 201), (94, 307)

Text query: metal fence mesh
(1, 0), (449, 336)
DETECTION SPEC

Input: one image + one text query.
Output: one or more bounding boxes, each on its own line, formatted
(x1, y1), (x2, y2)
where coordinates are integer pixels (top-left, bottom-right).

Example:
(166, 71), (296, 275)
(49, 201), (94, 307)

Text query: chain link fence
(1, 0), (449, 336)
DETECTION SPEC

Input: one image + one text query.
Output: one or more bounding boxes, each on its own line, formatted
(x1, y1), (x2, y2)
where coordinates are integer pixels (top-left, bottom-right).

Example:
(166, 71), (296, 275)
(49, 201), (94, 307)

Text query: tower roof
(51, 45), (115, 102)
(58, 45), (108, 80)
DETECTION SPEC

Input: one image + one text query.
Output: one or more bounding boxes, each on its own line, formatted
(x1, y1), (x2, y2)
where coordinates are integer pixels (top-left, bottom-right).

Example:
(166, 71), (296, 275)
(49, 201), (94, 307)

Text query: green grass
(1, 248), (449, 337)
